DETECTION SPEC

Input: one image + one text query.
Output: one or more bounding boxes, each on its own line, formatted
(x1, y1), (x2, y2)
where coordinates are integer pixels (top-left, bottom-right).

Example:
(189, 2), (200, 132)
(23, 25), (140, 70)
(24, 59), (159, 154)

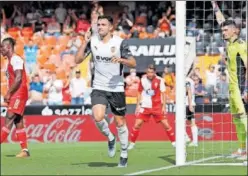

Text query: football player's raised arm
(8, 57), (23, 96)
(120, 40), (136, 68)
(75, 41), (91, 64)
(211, 1), (225, 25)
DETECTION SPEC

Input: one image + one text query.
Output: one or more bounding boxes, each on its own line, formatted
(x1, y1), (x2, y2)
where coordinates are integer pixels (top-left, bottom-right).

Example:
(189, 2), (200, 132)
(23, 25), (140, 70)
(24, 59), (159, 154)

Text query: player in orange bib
(128, 64), (175, 150)
(0, 38), (30, 157)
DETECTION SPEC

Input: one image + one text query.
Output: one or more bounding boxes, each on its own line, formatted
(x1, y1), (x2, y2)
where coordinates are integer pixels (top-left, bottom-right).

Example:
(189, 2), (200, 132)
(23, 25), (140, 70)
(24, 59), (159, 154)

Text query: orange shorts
(8, 96), (27, 116)
(136, 107), (166, 123)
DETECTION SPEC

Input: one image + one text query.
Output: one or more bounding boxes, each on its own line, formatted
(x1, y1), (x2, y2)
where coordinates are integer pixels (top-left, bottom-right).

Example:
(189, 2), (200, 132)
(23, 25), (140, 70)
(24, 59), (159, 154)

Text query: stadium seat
(196, 42), (206, 56)
(52, 45), (63, 55)
(37, 54), (48, 67)
(62, 54), (76, 68)
(57, 35), (70, 47)
(15, 45), (24, 57)
(0, 70), (7, 83)
(16, 38), (25, 47)
(49, 54), (61, 67)
(44, 36), (57, 47)
(43, 62), (56, 72)
(213, 32), (222, 41)
(40, 45), (52, 58)
(1, 83), (8, 96)
(208, 42), (220, 56)
(56, 68), (66, 80)
(199, 32), (211, 43)
(240, 28), (246, 41)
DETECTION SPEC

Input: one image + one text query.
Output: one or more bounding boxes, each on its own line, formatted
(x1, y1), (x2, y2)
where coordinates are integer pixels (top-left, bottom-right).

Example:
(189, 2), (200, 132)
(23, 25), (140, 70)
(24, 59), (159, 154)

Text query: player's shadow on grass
(5, 155), (15, 157)
(71, 162), (117, 167)
(159, 155), (175, 165)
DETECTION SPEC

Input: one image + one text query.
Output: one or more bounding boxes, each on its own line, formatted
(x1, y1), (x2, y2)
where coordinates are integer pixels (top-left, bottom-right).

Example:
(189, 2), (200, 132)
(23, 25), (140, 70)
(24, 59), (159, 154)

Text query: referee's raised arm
(75, 28), (92, 64)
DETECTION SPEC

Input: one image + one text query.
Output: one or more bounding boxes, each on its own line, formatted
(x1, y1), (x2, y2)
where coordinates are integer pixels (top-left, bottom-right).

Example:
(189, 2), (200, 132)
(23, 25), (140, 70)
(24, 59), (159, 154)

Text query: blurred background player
(212, 1), (247, 161)
(75, 15), (136, 167)
(128, 64), (175, 150)
(185, 72), (198, 147)
(0, 37), (30, 157)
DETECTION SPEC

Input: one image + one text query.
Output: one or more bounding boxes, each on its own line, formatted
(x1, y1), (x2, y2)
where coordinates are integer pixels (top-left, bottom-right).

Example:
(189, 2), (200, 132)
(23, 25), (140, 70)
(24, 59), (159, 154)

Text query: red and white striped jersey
(6, 54), (28, 98)
(138, 75), (166, 108)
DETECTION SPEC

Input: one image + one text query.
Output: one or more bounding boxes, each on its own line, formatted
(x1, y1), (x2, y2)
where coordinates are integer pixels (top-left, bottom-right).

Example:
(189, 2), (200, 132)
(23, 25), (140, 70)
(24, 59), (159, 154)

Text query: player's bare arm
(135, 92), (142, 115)
(4, 70), (22, 103)
(112, 56), (136, 68)
(161, 90), (166, 114)
(111, 40), (136, 68)
(75, 28), (91, 64)
(187, 85), (194, 113)
(211, 1), (225, 25)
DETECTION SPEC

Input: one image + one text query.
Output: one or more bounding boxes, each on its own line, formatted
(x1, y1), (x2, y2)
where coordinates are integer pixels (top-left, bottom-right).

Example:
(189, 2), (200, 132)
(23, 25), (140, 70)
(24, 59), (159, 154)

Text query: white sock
(104, 114), (110, 124)
(191, 126), (198, 144)
(185, 133), (191, 142)
(117, 125), (129, 158)
(95, 119), (114, 141)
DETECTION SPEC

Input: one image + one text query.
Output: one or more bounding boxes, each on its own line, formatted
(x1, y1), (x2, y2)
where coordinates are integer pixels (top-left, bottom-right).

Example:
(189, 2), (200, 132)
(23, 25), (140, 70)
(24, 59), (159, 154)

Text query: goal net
(176, 1), (247, 166)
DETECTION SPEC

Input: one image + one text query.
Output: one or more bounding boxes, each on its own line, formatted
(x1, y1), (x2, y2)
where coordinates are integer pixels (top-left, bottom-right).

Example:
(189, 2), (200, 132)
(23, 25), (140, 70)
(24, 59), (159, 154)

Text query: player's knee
(161, 120), (170, 129)
(191, 119), (196, 126)
(134, 122), (142, 129)
(116, 119), (125, 127)
(6, 112), (16, 120)
(93, 112), (105, 122)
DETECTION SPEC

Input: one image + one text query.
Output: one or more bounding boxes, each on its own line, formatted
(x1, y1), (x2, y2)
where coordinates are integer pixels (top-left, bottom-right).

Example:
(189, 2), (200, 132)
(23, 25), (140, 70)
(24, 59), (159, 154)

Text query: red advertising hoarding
(0, 113), (237, 143)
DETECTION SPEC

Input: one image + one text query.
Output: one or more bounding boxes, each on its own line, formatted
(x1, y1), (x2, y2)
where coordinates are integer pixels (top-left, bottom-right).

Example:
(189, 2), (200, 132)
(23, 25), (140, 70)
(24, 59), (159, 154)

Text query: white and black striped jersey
(84, 35), (133, 92)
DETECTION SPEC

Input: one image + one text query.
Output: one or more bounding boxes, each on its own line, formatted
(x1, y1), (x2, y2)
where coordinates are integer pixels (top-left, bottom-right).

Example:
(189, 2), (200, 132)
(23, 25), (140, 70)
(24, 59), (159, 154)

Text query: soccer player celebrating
(211, 1), (247, 160)
(0, 38), (30, 157)
(75, 15), (136, 167)
(128, 64), (176, 150)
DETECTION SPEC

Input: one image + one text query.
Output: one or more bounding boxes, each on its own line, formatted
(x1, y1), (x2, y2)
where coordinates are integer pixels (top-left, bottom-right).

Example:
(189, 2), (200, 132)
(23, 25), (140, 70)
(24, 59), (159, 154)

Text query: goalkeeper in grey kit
(75, 15), (136, 167)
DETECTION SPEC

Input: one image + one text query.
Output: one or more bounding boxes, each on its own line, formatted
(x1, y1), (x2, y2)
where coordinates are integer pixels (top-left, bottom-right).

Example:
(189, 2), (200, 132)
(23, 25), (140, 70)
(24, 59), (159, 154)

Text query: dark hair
(98, 15), (113, 24)
(147, 64), (156, 71)
(221, 20), (237, 28)
(2, 37), (16, 48)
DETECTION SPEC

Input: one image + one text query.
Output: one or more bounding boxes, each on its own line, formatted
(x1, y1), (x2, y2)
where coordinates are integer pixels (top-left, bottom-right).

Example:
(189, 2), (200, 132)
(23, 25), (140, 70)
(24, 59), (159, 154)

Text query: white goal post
(175, 1), (186, 166)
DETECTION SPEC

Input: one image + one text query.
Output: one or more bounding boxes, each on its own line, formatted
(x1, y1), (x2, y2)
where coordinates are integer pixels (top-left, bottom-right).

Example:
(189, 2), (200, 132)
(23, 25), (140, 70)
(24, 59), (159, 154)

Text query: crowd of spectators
(0, 1), (247, 106)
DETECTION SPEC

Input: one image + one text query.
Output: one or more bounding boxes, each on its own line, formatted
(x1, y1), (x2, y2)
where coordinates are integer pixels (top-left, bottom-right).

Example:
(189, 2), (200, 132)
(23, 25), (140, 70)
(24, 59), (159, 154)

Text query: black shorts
(91, 89), (126, 116)
(186, 106), (194, 121)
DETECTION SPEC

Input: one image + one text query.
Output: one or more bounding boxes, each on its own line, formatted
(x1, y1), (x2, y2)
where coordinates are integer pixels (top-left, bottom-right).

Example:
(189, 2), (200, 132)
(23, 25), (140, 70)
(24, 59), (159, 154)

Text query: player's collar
(229, 37), (239, 44)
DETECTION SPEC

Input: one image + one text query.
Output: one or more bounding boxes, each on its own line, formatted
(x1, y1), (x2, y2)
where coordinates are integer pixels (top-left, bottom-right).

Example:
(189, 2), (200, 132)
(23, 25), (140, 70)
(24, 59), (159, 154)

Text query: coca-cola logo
(7, 117), (85, 143)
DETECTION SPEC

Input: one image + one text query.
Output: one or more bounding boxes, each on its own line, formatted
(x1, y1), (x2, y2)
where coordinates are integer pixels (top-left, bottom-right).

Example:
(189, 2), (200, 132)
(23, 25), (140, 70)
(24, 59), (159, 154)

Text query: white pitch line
(124, 156), (222, 176)
(193, 163), (244, 166)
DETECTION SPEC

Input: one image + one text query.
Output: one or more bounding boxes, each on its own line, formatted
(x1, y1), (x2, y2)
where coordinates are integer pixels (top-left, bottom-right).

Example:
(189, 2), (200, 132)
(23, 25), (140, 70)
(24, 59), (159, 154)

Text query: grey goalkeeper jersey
(85, 35), (133, 92)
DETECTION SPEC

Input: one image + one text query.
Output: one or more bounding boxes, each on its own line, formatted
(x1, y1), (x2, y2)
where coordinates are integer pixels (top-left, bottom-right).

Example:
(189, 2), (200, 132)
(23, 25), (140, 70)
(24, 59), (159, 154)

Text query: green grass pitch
(1, 142), (247, 175)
